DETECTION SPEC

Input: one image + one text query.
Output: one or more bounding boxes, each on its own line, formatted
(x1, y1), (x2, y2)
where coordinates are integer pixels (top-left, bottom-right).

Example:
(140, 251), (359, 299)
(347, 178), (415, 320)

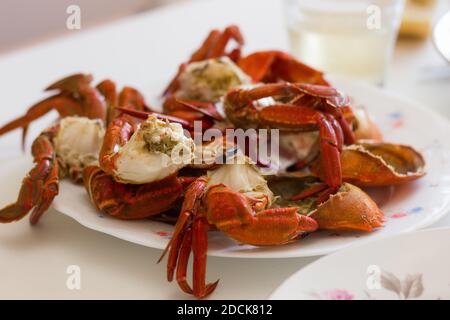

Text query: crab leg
(317, 116), (342, 190)
(322, 103), (356, 145)
(0, 73), (106, 147)
(238, 50), (329, 85)
(289, 182), (328, 201)
(45, 73), (105, 121)
(115, 107), (193, 130)
(161, 177), (219, 298)
(99, 116), (137, 174)
(159, 177), (208, 267)
(96, 80), (118, 125)
(175, 228), (194, 294)
(0, 94), (82, 148)
(166, 227), (186, 282)
(258, 105), (343, 195)
(219, 207), (318, 245)
(164, 98), (224, 121)
(192, 216), (219, 298)
(207, 25), (243, 60)
(175, 223), (219, 298)
(326, 114), (344, 151)
(0, 125), (59, 224)
(205, 185), (318, 246)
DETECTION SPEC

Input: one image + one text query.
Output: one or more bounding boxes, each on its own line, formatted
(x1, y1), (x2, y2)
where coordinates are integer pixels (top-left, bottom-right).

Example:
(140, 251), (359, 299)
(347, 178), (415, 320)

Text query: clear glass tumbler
(284, 0), (405, 85)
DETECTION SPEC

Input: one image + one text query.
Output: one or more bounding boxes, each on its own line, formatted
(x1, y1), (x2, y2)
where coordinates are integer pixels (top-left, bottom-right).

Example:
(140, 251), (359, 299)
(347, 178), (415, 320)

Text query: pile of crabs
(0, 26), (425, 298)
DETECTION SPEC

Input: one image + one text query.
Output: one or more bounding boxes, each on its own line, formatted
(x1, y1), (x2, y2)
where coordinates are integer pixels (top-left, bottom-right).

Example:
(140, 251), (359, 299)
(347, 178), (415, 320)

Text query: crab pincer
(161, 157), (318, 299)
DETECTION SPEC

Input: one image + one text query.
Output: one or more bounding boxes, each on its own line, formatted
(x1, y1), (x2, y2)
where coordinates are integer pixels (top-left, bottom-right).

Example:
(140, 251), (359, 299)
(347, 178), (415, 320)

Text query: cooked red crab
(0, 74), (110, 224)
(84, 111), (197, 219)
(160, 156), (384, 298)
(0, 74), (185, 224)
(311, 141), (426, 187)
(161, 25), (332, 134)
(223, 82), (357, 201)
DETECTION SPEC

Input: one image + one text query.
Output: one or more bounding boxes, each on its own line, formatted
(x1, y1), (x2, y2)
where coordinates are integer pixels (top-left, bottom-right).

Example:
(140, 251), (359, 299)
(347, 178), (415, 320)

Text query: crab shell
(106, 115), (196, 184)
(268, 175), (384, 232)
(312, 142), (426, 187)
(310, 183), (384, 232)
(176, 57), (251, 102)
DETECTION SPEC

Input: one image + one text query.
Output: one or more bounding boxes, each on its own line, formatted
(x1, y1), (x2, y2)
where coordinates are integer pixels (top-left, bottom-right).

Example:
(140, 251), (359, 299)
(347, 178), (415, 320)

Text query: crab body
(0, 116), (105, 224)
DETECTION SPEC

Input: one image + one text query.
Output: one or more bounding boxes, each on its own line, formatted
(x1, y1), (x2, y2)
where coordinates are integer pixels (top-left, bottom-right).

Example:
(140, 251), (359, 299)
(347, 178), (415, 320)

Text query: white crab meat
(353, 107), (382, 141)
(114, 115), (195, 184)
(207, 154), (274, 206)
(177, 56), (251, 102)
(279, 132), (319, 161)
(54, 116), (105, 178)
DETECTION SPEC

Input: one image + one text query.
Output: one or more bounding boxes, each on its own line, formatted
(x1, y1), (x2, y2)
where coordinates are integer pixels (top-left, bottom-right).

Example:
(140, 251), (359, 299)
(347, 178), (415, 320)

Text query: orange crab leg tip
(160, 178), (207, 263)
(297, 215), (319, 233)
(199, 280), (220, 299)
(0, 204), (25, 223)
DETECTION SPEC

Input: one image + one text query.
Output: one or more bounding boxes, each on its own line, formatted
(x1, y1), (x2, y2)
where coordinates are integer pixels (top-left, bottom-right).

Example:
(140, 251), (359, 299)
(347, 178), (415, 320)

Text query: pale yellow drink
(284, 0), (404, 85)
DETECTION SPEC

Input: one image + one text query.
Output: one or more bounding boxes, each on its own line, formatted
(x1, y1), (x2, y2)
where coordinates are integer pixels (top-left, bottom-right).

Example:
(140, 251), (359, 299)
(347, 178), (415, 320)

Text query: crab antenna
(116, 106), (194, 130)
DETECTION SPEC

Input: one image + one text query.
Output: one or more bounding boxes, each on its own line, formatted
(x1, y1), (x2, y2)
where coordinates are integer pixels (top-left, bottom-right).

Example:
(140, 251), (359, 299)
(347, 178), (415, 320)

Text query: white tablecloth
(0, 0), (449, 299)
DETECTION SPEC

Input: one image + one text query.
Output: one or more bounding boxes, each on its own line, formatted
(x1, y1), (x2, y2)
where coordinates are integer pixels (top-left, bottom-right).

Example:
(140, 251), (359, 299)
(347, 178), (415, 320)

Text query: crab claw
(310, 183), (384, 232)
(205, 185), (318, 246)
(0, 73), (106, 147)
(83, 166), (185, 220)
(312, 142), (426, 187)
(238, 50), (329, 85)
(267, 174), (383, 232)
(45, 73), (93, 93)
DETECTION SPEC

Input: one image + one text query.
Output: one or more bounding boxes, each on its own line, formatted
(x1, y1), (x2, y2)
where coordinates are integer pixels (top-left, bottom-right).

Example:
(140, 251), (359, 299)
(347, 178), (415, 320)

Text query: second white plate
(269, 227), (450, 299)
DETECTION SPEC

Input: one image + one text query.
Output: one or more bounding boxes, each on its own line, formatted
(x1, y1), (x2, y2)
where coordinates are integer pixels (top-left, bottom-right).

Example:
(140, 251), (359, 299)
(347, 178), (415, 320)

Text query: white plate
(52, 78), (450, 258)
(269, 227), (450, 299)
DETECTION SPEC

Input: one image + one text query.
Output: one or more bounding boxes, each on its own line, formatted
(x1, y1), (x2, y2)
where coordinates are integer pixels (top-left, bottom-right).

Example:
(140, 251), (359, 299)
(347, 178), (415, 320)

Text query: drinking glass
(284, 0), (405, 85)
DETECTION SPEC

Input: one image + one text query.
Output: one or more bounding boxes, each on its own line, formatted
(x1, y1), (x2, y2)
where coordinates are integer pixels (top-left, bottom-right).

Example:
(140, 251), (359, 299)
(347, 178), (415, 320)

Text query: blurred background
(0, 0), (448, 114)
(0, 0), (191, 52)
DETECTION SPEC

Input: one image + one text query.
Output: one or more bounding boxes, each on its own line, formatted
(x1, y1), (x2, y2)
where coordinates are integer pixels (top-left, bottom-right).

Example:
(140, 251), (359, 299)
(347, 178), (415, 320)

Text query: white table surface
(0, 0), (449, 299)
